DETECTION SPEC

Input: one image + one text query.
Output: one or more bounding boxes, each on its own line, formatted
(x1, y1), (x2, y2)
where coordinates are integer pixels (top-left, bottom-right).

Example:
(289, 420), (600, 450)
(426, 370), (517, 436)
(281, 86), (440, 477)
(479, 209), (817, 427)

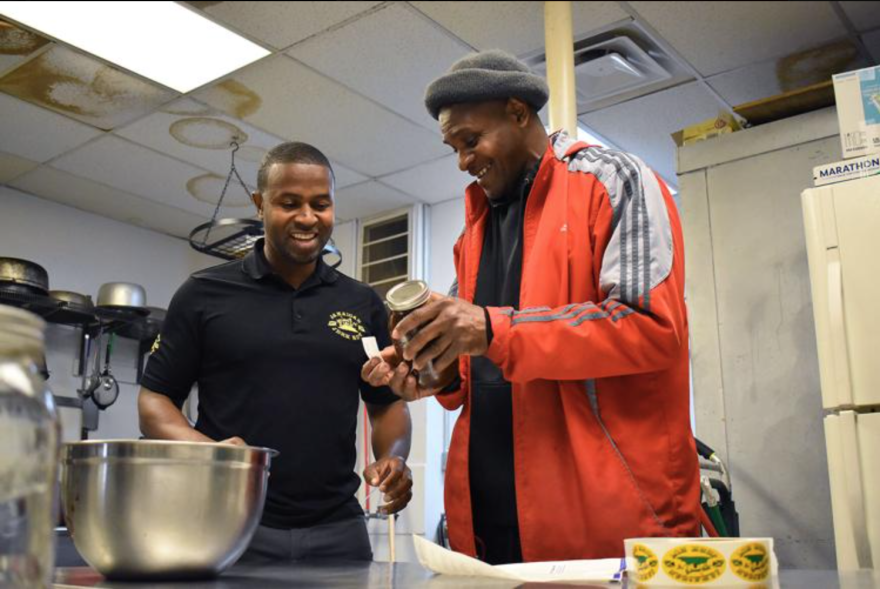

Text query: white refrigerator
(802, 175), (880, 571)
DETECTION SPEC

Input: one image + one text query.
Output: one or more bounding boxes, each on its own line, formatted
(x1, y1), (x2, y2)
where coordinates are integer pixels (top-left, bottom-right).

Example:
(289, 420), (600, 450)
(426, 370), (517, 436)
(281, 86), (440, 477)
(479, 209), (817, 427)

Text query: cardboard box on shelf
(832, 65), (880, 159)
(671, 112), (741, 148)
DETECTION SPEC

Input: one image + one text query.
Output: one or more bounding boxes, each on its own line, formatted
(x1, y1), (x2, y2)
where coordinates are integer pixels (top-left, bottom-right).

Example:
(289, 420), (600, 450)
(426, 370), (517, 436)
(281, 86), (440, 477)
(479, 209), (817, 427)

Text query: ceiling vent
(524, 19), (693, 114)
(570, 36), (670, 103)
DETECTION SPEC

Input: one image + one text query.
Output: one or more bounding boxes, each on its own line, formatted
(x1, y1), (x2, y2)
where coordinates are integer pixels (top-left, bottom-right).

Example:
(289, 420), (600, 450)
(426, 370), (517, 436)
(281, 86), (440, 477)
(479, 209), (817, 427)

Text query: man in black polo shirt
(138, 142), (413, 562)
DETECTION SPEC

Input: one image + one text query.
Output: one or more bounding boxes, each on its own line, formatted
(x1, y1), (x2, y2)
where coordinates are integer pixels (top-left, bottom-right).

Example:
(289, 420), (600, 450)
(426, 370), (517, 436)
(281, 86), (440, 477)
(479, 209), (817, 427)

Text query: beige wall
(0, 186), (216, 441)
(678, 108), (839, 568)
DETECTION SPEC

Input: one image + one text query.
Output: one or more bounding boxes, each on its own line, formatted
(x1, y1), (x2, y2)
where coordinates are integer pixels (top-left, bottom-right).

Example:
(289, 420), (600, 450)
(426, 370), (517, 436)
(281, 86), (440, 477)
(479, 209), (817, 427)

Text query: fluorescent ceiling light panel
(0, 1), (270, 93)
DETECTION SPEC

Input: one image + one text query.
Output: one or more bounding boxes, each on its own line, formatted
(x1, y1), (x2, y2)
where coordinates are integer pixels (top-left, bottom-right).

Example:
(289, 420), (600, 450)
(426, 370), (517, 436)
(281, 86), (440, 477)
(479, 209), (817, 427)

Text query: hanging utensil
(79, 332), (101, 399)
(93, 334), (119, 410)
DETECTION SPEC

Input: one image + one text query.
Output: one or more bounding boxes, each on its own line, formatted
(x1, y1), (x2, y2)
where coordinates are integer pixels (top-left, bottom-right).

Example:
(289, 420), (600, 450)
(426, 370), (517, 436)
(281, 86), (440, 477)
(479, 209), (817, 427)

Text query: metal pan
(50, 290), (94, 310)
(0, 257), (49, 294)
(96, 282), (147, 309)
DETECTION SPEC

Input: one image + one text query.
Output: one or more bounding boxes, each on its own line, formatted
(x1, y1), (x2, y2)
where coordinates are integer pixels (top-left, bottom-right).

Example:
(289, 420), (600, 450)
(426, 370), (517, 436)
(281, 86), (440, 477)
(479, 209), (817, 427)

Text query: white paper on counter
(412, 535), (625, 583)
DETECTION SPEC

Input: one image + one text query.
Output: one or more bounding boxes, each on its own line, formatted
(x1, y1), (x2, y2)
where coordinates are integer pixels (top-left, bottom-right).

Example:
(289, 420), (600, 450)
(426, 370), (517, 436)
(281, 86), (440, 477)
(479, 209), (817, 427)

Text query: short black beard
(281, 236), (328, 266)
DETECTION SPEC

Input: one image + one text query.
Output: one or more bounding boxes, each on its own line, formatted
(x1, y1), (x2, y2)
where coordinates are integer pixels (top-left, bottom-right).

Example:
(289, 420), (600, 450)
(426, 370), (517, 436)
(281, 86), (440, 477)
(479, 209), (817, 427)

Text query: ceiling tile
(116, 97), (368, 191)
(840, 2), (880, 33)
(0, 18), (51, 75)
(192, 55), (448, 177)
(379, 155), (470, 204)
(10, 165), (210, 238)
(0, 92), (102, 162)
(198, 1), (382, 50)
(289, 3), (470, 131)
(411, 1), (627, 56)
(629, 1), (847, 76)
(706, 61), (786, 107)
(50, 135), (252, 217)
(0, 150), (38, 183)
(330, 161), (368, 189)
(115, 97), (277, 188)
(580, 82), (723, 184)
(334, 180), (417, 222)
(0, 45), (177, 131)
(707, 39), (869, 107)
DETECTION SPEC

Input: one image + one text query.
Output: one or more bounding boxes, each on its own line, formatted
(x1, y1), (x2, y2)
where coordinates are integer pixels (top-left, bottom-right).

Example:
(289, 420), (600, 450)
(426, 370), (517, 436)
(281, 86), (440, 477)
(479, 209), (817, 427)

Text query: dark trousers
(473, 518), (523, 565)
(237, 515), (373, 563)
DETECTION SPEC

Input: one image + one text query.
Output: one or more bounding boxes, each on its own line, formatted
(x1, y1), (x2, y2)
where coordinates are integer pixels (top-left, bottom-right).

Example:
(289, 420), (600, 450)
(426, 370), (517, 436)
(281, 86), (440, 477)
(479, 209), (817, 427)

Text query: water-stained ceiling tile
(193, 55), (448, 177)
(0, 44), (176, 130)
(0, 18), (50, 74)
(115, 97), (271, 188)
(0, 92), (102, 162)
(186, 172), (253, 208)
(169, 116), (249, 149)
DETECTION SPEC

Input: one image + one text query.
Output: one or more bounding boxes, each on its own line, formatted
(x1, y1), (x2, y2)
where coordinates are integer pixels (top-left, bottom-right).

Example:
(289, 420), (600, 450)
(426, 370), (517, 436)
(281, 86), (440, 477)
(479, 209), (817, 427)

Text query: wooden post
(544, 1), (578, 136)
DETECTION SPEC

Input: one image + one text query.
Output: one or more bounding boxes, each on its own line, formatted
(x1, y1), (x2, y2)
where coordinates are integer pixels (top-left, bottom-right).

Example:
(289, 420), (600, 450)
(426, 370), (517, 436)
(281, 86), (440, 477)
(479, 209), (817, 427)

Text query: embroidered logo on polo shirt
(328, 312), (366, 341)
(150, 334), (161, 354)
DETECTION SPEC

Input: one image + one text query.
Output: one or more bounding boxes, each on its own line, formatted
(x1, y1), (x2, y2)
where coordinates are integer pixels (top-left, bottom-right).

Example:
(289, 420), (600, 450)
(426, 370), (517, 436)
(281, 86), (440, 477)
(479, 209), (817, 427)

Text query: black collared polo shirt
(142, 239), (398, 528)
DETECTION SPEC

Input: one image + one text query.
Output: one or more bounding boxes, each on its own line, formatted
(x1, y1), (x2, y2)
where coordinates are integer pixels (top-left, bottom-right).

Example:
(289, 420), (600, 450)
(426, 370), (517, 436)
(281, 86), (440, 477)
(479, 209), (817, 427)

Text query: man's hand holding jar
(361, 281), (488, 401)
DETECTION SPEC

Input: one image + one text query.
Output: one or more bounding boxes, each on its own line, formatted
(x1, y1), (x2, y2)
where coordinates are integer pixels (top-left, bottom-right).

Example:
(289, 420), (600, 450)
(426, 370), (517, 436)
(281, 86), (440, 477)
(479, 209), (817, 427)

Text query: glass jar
(385, 280), (442, 389)
(0, 305), (60, 588)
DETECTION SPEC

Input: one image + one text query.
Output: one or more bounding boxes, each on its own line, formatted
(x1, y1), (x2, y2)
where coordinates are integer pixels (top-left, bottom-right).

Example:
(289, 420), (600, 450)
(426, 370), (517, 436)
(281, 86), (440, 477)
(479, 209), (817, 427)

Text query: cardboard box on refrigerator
(832, 65), (880, 159)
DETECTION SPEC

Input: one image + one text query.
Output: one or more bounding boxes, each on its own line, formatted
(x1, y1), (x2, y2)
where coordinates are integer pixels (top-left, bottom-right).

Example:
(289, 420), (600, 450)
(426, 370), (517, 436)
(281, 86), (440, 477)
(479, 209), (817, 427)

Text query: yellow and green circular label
(632, 543), (659, 582)
(662, 544), (726, 585)
(730, 542), (770, 582)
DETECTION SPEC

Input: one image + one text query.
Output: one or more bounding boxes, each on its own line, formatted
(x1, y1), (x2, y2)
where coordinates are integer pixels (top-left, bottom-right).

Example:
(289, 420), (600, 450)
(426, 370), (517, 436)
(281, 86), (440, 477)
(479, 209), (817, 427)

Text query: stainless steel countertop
(54, 563), (880, 588)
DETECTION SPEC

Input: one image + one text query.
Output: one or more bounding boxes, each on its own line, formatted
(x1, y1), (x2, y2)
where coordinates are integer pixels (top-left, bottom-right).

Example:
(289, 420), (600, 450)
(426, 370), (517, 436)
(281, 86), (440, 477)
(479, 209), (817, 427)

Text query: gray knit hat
(424, 50), (549, 120)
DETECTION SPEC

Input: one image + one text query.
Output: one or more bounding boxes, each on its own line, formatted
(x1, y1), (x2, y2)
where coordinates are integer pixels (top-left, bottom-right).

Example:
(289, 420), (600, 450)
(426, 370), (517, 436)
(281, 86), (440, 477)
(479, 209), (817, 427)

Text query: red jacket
(439, 132), (701, 561)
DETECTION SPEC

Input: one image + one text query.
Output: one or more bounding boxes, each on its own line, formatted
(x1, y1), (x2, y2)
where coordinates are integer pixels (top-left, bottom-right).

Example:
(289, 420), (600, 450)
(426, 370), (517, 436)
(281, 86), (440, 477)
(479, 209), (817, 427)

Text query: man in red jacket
(363, 50), (701, 564)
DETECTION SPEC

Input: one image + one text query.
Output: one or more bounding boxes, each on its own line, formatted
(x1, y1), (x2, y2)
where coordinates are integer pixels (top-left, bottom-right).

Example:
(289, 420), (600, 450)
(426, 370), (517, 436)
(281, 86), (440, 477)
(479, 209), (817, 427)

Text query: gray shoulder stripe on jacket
(568, 303), (634, 327)
(448, 276), (458, 298)
(576, 147), (673, 311)
(511, 303), (596, 326)
(570, 147), (644, 305)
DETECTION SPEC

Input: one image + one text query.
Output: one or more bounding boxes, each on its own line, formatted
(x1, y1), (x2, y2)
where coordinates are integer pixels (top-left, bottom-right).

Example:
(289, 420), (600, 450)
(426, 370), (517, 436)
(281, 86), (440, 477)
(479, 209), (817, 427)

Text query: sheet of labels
(625, 537), (777, 587)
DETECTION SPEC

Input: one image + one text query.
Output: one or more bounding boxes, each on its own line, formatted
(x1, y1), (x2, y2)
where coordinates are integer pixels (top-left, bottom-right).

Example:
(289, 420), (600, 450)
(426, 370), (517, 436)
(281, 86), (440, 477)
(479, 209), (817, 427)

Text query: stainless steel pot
(49, 290), (94, 309)
(61, 440), (278, 580)
(96, 282), (146, 309)
(0, 257), (49, 294)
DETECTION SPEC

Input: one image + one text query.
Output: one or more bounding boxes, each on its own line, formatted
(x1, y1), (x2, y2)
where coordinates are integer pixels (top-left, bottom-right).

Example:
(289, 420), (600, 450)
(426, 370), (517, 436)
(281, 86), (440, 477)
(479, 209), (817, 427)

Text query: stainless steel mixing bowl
(61, 440), (278, 580)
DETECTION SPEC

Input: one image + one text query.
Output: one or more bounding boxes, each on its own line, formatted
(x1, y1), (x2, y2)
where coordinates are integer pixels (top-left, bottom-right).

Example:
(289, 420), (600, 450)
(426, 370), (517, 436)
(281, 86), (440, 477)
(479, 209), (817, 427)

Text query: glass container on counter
(0, 304), (60, 588)
(385, 280), (442, 389)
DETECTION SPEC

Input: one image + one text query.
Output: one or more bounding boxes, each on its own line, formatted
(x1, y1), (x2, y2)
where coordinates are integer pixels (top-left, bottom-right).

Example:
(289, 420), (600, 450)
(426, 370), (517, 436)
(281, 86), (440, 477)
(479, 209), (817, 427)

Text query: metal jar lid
(386, 280), (430, 312)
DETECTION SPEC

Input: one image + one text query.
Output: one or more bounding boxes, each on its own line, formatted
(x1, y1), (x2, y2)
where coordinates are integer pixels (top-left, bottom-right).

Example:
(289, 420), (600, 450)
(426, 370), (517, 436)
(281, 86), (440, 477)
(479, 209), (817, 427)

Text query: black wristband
(483, 307), (494, 346)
